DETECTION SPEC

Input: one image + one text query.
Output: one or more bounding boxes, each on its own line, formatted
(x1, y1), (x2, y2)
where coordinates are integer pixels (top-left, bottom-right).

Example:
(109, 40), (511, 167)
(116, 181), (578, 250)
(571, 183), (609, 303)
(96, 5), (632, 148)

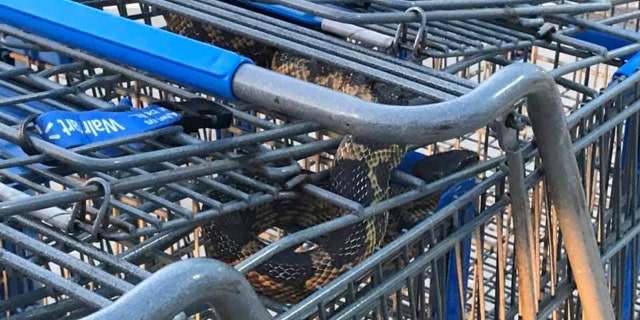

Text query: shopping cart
(0, 0), (638, 319)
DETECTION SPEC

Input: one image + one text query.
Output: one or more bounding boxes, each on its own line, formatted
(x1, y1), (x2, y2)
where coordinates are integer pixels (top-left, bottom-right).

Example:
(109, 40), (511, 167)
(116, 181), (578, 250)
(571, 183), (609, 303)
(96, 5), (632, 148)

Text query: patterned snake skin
(162, 13), (479, 304)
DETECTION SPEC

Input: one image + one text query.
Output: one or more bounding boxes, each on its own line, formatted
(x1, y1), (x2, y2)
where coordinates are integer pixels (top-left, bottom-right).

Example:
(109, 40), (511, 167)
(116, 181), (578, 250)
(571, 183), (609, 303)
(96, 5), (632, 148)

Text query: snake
(162, 12), (480, 304)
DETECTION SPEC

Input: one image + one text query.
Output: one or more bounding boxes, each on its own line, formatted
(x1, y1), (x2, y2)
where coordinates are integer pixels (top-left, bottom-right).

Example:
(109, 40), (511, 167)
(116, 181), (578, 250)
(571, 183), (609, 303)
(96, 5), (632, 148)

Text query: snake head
(411, 150), (480, 183)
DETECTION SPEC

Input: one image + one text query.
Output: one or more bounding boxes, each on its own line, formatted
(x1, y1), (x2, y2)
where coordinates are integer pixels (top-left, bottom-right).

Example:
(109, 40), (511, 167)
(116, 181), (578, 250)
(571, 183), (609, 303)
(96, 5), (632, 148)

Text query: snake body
(163, 13), (479, 304)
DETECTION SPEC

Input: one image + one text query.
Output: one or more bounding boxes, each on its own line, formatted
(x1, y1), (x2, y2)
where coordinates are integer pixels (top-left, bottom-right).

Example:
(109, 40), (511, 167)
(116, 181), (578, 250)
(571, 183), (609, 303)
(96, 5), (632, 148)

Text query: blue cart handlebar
(0, 0), (253, 100)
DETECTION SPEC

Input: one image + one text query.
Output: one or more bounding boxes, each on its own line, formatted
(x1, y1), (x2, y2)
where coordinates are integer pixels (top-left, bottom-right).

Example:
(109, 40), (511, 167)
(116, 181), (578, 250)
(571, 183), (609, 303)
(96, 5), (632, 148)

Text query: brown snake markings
(163, 13), (474, 304)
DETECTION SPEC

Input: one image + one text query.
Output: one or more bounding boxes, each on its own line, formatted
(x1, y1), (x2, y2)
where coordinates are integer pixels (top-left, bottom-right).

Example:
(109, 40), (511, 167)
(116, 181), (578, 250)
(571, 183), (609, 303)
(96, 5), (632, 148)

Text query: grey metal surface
(248, 0), (610, 24)
(83, 258), (272, 320)
(0, 0), (639, 319)
(495, 121), (537, 320)
(233, 63), (553, 144)
(139, 0), (473, 98)
(140, 0), (616, 66)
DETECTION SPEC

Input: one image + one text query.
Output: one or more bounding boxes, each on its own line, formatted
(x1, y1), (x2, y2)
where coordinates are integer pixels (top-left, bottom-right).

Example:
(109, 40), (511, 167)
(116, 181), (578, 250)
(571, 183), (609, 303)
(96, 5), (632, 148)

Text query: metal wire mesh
(0, 0), (638, 319)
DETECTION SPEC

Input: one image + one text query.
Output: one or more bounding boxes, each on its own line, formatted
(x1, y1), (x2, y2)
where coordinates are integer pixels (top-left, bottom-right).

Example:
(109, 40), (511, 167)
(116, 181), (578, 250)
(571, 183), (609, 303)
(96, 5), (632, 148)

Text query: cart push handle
(0, 0), (252, 101)
(82, 258), (273, 320)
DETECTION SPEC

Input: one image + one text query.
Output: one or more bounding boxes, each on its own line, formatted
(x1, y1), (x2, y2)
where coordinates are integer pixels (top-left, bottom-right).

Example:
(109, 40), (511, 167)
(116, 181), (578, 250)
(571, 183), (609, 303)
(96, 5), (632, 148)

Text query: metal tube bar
(302, 183), (364, 214)
(596, 9), (640, 26)
(117, 226), (196, 262)
(277, 173), (506, 320)
(496, 123), (537, 320)
(93, 173), (195, 219)
(252, 0), (610, 23)
(535, 280), (576, 319)
(330, 197), (506, 320)
(83, 258), (272, 320)
(0, 182), (70, 229)
(153, 0), (466, 99)
(0, 120), (321, 171)
(0, 2), (617, 316)
(428, 21), (509, 46)
(0, 77), (109, 107)
(106, 192), (298, 239)
(0, 67), (31, 79)
(320, 19), (394, 49)
(0, 138), (338, 217)
(9, 216), (151, 280)
(0, 79), (80, 113)
(602, 211), (640, 261)
(0, 126), (183, 169)
(0, 223), (134, 293)
(572, 99), (640, 153)
(0, 248), (113, 310)
(525, 79), (615, 320)
(124, 166), (225, 209)
(106, 199), (165, 228)
(550, 33), (609, 55)
(371, 0), (549, 10)
(555, 14), (640, 43)
(550, 44), (640, 77)
(36, 60), (87, 77)
(232, 62), (615, 317)
(487, 57), (601, 97)
(444, 52), (505, 74)
(449, 20), (525, 42)
(238, 161), (501, 272)
(231, 63), (569, 144)
(568, 69), (640, 129)
(221, 171), (279, 195)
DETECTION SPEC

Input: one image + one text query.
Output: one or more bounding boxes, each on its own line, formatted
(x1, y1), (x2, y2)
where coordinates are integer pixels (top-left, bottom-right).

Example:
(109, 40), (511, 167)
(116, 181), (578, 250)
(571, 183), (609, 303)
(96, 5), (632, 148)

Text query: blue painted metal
(615, 52), (640, 79)
(619, 122), (637, 320)
(439, 178), (476, 320)
(612, 48), (640, 319)
(399, 150), (475, 320)
(0, 85), (58, 183)
(0, 87), (50, 318)
(397, 150), (425, 173)
(233, 0), (322, 27)
(0, 0), (253, 101)
(570, 27), (640, 82)
(571, 30), (637, 61)
(1, 35), (73, 65)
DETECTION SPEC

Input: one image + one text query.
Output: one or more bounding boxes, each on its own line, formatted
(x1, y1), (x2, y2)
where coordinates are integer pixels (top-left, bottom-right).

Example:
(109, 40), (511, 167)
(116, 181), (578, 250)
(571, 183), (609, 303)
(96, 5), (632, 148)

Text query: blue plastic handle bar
(236, 0), (322, 27)
(0, 0), (253, 100)
(615, 51), (640, 79)
(570, 29), (637, 61)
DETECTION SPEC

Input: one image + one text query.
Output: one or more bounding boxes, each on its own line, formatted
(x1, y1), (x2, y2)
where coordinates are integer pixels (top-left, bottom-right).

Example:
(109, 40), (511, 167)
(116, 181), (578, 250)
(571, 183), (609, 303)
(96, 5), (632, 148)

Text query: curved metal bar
(234, 63), (544, 144)
(233, 62), (615, 319)
(83, 258), (272, 320)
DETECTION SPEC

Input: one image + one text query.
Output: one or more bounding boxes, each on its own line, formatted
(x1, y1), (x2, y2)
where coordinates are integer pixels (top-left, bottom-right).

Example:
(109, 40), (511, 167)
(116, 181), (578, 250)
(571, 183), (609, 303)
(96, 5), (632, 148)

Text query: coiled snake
(163, 13), (479, 304)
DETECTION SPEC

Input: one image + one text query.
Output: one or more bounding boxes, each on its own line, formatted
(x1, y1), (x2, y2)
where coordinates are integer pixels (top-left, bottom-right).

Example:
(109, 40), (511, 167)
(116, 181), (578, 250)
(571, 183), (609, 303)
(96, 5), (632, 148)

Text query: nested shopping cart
(0, 0), (638, 319)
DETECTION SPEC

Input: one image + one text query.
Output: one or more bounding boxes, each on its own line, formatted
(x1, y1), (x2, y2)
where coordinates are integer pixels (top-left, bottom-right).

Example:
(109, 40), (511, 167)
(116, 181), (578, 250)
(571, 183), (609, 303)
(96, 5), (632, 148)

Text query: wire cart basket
(0, 0), (638, 319)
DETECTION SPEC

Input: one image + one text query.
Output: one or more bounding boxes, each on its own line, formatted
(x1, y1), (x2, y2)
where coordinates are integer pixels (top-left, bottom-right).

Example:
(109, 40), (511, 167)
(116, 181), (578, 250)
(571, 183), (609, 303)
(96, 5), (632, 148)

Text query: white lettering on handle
(82, 118), (127, 137)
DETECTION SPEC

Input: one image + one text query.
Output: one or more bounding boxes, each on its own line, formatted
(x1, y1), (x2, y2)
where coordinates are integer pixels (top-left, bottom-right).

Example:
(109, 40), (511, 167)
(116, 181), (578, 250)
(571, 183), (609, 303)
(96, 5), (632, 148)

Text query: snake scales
(162, 13), (479, 304)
